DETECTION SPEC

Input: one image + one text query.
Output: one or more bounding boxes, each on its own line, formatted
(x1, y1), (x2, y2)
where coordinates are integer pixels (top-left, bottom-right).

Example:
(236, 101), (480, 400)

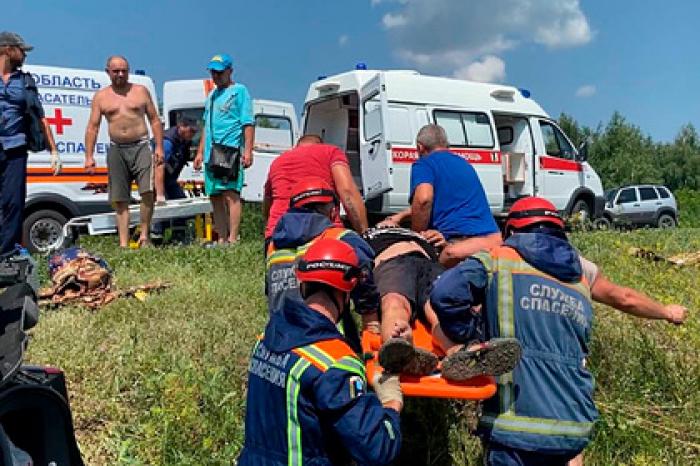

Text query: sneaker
(441, 338), (522, 382)
(378, 338), (415, 374)
(402, 347), (439, 377)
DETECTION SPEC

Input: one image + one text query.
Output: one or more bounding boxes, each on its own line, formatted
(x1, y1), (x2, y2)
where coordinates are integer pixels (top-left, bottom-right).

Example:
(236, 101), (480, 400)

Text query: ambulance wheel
(570, 199), (592, 222)
(593, 216), (612, 230)
(22, 209), (68, 253)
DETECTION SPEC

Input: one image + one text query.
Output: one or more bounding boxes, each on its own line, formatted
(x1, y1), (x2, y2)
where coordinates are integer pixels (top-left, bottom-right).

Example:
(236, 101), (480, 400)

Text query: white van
(21, 66), (298, 252)
(302, 69), (604, 220)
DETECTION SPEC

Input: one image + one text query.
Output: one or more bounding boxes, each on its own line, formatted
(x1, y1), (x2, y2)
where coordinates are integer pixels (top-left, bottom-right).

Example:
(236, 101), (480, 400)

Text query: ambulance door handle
(368, 139), (380, 155)
(633, 203), (640, 207)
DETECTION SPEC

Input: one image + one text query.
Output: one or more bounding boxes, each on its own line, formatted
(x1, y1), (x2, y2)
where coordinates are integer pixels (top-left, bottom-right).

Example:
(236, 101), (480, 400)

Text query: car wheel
(657, 213), (677, 229)
(570, 199), (592, 223)
(22, 209), (68, 253)
(594, 217), (612, 230)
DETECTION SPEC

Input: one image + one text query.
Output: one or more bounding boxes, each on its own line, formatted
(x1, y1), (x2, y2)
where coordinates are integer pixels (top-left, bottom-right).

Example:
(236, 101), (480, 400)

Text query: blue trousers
(484, 443), (576, 466)
(0, 146), (28, 254)
(484, 442), (578, 466)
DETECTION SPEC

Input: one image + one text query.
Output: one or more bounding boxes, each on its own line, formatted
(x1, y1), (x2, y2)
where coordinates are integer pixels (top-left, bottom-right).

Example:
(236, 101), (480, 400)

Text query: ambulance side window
(433, 110), (494, 148)
(255, 115), (294, 152)
(363, 94), (382, 141)
(539, 121), (575, 160)
(435, 111), (467, 146)
(387, 106), (412, 144)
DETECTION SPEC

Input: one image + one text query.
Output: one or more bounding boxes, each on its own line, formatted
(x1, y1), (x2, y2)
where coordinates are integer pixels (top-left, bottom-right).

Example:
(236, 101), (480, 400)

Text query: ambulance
(21, 65), (298, 252)
(302, 68), (605, 220)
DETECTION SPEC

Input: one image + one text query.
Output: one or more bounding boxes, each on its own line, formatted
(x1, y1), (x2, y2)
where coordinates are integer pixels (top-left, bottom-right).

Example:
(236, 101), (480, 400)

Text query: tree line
(558, 112), (700, 193)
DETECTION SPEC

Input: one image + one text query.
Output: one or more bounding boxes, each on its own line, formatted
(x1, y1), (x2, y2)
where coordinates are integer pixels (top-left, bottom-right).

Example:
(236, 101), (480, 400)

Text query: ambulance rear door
(359, 73), (392, 200)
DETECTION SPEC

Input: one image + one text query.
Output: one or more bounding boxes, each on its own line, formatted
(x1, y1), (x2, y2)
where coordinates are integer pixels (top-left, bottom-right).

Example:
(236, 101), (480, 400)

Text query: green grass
(25, 208), (700, 465)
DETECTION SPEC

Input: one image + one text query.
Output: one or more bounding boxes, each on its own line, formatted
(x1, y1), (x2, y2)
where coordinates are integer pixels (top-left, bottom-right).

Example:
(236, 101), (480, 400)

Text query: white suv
(603, 185), (678, 228)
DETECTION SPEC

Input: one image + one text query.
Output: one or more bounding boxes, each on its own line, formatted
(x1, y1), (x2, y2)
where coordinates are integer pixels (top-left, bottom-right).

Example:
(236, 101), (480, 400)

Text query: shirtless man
(84, 55), (163, 247)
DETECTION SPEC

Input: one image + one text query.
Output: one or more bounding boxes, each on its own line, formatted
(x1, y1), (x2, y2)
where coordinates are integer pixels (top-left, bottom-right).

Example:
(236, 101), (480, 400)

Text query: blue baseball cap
(207, 53), (233, 71)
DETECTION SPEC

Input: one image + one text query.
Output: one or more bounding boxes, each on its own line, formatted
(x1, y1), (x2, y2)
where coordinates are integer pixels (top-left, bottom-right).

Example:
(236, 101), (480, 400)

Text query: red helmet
(296, 238), (360, 292)
(289, 178), (338, 209)
(505, 196), (565, 232)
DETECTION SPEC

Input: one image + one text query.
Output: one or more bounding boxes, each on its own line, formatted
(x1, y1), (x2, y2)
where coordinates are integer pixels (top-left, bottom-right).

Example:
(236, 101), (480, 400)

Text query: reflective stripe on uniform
(480, 413), (593, 437)
(293, 341), (365, 379)
(331, 356), (366, 381)
(267, 250), (298, 268)
(287, 358), (311, 466)
(294, 344), (335, 371)
(266, 227), (352, 270)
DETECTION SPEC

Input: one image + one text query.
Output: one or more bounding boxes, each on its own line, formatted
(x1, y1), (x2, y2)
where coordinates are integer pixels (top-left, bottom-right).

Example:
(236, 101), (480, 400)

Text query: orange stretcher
(362, 320), (497, 400)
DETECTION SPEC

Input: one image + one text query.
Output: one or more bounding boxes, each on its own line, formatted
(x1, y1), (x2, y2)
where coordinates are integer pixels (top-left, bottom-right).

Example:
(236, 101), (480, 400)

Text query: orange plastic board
(362, 320), (497, 400)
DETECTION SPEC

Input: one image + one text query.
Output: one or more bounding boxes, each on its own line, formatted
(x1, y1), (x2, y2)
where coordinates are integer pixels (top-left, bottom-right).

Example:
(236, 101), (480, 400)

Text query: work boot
(378, 338), (414, 374)
(402, 347), (439, 377)
(379, 338), (439, 376)
(441, 338), (522, 382)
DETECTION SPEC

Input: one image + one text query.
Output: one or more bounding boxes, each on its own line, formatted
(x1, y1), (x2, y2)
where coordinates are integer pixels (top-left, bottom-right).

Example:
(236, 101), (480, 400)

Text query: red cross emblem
(46, 108), (73, 135)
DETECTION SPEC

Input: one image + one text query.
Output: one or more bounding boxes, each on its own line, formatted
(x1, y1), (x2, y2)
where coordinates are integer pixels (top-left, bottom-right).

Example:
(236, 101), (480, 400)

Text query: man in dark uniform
(239, 238), (403, 466)
(265, 178), (379, 352)
(0, 31), (60, 253)
(154, 117), (198, 202)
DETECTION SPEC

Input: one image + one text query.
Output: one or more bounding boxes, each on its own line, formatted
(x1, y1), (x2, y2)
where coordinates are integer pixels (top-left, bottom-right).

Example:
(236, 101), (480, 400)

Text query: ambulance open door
(359, 73), (392, 200)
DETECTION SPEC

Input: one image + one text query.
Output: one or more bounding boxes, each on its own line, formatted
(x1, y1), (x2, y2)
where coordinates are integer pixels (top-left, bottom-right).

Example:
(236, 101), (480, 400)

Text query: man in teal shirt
(194, 53), (254, 244)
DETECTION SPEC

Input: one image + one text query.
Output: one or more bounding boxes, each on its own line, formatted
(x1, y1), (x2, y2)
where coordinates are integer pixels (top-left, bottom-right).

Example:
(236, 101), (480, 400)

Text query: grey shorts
(107, 140), (154, 203)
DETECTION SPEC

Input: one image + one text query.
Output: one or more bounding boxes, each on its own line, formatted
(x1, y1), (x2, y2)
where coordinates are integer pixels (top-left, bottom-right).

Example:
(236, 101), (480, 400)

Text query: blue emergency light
(519, 88), (531, 98)
(317, 75), (327, 80)
(134, 70), (146, 76)
(355, 63), (367, 70)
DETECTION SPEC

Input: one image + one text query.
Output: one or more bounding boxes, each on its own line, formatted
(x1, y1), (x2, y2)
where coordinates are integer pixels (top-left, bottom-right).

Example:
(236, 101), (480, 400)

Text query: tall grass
(25, 207), (700, 465)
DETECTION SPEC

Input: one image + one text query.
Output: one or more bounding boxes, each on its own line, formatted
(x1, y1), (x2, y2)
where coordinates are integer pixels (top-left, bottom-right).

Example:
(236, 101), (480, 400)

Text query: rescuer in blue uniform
(239, 238), (403, 466)
(265, 178), (379, 351)
(157, 117), (198, 201)
(430, 197), (688, 465)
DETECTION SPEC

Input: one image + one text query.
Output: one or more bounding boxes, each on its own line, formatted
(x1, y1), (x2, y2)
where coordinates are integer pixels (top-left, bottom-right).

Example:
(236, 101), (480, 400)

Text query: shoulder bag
(206, 90), (241, 180)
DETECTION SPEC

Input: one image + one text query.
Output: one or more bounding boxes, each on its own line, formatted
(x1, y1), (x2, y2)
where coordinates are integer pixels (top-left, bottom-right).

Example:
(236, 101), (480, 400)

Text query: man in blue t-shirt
(408, 124), (501, 267)
(194, 53), (254, 245)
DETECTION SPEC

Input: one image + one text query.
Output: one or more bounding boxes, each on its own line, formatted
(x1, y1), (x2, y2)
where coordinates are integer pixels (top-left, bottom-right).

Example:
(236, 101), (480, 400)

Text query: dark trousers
(484, 442), (578, 466)
(163, 176), (186, 200)
(153, 177), (187, 235)
(0, 146), (28, 254)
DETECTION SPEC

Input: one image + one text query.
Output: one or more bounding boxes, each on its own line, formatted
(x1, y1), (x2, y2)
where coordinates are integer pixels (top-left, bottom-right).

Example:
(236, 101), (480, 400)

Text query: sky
(5, 0), (700, 142)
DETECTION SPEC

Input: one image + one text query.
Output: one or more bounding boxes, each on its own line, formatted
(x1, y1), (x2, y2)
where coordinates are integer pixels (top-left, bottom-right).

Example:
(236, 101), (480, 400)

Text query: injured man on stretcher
(362, 226), (521, 381)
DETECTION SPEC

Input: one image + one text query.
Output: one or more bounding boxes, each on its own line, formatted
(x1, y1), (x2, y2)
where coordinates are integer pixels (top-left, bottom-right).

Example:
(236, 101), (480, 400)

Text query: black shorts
(374, 252), (444, 321)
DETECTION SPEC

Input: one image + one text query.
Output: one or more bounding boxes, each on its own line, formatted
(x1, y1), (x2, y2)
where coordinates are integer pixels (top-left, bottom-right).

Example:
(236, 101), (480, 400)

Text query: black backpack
(0, 252), (84, 465)
(19, 73), (47, 153)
